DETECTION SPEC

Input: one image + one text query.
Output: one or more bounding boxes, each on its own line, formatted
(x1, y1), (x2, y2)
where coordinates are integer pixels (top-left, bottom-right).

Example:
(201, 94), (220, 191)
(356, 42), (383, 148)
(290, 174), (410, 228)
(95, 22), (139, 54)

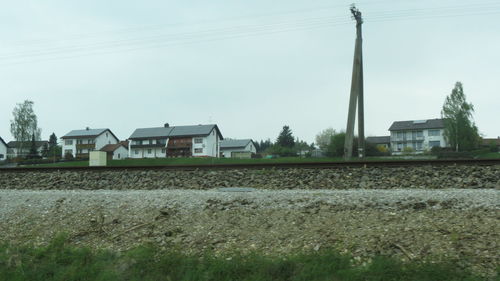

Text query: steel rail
(0, 158), (498, 172)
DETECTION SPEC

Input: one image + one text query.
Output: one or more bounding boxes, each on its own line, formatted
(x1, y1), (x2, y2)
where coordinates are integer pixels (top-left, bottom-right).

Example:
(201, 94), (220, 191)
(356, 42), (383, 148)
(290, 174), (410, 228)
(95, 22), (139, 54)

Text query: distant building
(100, 141), (129, 160)
(220, 139), (256, 158)
(6, 140), (49, 158)
(366, 136), (391, 149)
(128, 123), (223, 158)
(481, 137), (500, 149)
(0, 137), (8, 160)
(389, 118), (447, 154)
(61, 128), (119, 158)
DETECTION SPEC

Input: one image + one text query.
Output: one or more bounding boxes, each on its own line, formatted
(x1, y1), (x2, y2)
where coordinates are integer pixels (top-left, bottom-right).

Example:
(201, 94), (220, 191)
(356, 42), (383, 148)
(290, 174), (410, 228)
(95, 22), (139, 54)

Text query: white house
(128, 123), (223, 158)
(0, 137), (7, 160)
(220, 139), (256, 158)
(389, 119), (448, 154)
(100, 141), (129, 160)
(61, 128), (119, 158)
(6, 140), (49, 158)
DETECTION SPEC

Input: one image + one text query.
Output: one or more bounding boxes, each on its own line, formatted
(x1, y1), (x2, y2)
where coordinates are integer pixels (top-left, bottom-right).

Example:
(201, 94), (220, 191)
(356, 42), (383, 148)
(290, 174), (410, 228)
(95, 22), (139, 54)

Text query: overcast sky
(1, 0), (499, 144)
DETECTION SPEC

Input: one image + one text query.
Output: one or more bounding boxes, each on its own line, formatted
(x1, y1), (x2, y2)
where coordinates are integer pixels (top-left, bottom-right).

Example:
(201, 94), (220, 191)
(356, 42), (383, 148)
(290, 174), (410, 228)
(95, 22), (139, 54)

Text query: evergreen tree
(441, 82), (479, 151)
(258, 139), (273, 153)
(49, 133), (58, 149)
(276, 125), (295, 148)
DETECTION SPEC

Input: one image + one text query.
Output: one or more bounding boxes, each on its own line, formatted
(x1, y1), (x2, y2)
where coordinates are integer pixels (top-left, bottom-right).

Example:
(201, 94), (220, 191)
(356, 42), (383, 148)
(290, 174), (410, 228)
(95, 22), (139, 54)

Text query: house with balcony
(61, 128), (119, 158)
(6, 140), (49, 158)
(220, 139), (256, 158)
(0, 137), (7, 160)
(389, 118), (447, 154)
(128, 123), (223, 158)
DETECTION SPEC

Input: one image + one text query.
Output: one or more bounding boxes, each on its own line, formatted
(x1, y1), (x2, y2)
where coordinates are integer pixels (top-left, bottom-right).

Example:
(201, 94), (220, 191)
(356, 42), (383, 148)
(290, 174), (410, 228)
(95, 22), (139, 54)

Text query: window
(396, 132), (404, 139)
(134, 150), (139, 155)
(65, 140), (73, 145)
(194, 138), (203, 144)
(147, 149), (152, 154)
(133, 140), (142, 145)
(161, 148), (166, 153)
(0, 154), (4, 159)
(429, 141), (440, 148)
(397, 143), (403, 151)
(417, 131), (423, 138)
(428, 130), (440, 136)
(64, 149), (73, 155)
(194, 148), (203, 153)
(77, 139), (82, 144)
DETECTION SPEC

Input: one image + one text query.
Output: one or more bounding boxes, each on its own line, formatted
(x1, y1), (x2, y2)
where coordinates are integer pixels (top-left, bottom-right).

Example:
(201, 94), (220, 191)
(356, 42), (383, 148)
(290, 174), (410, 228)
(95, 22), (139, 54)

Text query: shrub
(64, 152), (74, 160)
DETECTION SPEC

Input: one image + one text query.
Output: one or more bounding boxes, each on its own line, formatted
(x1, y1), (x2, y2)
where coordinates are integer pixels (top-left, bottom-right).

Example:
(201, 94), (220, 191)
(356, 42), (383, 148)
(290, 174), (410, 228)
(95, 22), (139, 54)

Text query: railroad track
(1, 158), (499, 172)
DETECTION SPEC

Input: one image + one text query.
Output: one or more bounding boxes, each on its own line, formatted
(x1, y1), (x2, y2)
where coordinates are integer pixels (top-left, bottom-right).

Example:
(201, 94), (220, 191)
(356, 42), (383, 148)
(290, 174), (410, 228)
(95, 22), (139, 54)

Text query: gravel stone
(0, 188), (499, 277)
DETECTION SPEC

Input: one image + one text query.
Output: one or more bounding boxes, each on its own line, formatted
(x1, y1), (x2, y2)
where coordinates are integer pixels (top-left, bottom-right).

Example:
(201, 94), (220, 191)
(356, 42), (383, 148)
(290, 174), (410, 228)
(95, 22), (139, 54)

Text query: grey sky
(1, 0), (499, 144)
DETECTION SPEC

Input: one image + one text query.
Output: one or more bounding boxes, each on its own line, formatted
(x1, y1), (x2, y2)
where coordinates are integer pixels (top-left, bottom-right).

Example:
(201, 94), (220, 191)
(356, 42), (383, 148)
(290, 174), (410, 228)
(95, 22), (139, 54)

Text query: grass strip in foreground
(0, 235), (495, 281)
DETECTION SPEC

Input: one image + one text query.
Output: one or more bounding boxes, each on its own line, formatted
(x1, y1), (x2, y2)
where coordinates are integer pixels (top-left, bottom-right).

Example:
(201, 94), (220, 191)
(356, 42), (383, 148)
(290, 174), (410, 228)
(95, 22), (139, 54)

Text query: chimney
(164, 123), (169, 128)
(86, 127), (89, 130)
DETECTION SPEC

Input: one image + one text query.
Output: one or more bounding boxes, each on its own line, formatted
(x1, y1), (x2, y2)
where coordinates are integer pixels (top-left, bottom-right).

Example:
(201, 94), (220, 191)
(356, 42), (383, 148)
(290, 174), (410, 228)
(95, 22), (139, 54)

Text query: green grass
(23, 156), (426, 168)
(474, 152), (500, 159)
(18, 151), (499, 168)
(0, 235), (494, 281)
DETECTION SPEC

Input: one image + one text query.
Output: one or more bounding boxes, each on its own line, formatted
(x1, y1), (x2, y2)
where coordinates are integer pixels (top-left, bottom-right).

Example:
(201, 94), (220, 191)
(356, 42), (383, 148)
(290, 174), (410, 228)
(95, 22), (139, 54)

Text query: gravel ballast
(1, 165), (499, 190)
(0, 188), (499, 277)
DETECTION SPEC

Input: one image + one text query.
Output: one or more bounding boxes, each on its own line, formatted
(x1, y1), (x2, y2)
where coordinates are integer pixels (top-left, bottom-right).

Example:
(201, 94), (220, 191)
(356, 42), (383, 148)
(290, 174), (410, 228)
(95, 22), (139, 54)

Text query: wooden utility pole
(344, 5), (365, 160)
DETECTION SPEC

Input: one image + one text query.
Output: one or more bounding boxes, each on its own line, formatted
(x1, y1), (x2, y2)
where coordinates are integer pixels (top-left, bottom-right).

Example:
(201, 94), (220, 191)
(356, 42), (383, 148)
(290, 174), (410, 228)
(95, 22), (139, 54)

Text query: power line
(1, 2), (499, 66)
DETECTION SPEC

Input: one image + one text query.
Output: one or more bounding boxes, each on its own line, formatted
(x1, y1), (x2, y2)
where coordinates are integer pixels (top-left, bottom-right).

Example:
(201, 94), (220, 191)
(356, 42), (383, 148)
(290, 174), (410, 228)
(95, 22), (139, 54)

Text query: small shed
(100, 141), (129, 160)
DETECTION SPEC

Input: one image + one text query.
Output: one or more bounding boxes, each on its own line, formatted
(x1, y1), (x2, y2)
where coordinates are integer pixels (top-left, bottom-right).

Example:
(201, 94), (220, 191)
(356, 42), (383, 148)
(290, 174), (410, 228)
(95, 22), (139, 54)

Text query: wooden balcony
(76, 143), (95, 150)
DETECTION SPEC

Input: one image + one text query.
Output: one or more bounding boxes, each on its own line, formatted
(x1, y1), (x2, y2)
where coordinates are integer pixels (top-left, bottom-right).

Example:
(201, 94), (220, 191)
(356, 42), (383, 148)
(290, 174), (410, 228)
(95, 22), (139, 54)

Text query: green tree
(326, 132), (363, 157)
(28, 133), (39, 159)
(41, 143), (49, 158)
(315, 128), (335, 151)
(10, 100), (41, 156)
(276, 125), (295, 148)
(441, 82), (479, 151)
(49, 133), (58, 149)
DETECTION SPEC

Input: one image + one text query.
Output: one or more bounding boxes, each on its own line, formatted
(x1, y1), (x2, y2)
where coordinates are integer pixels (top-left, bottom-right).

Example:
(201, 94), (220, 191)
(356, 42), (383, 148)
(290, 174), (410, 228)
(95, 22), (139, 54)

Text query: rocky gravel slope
(1, 165), (499, 190)
(0, 189), (499, 277)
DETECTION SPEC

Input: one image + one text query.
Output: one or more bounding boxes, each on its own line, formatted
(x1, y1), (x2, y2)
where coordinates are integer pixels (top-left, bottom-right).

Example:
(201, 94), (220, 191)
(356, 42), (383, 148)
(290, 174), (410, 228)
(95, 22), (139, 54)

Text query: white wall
(112, 146), (129, 160)
(130, 147), (166, 158)
(95, 130), (118, 150)
(0, 142), (7, 160)
(192, 129), (221, 157)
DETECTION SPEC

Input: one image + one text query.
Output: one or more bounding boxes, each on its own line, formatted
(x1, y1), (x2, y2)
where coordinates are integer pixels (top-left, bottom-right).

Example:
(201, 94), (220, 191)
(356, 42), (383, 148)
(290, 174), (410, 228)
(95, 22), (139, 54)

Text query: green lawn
(0, 235), (492, 281)
(25, 157), (344, 168)
(17, 151), (499, 168)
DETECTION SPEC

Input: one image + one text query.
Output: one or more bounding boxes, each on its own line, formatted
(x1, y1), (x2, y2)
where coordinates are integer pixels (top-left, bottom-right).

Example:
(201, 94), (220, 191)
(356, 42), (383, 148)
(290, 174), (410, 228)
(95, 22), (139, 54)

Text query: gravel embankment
(1, 165), (499, 190)
(1, 188), (499, 277)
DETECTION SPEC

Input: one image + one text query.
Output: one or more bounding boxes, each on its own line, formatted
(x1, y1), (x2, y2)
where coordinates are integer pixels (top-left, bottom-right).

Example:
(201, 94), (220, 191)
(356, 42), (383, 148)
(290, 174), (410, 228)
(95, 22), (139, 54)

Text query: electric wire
(1, 1), (499, 66)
